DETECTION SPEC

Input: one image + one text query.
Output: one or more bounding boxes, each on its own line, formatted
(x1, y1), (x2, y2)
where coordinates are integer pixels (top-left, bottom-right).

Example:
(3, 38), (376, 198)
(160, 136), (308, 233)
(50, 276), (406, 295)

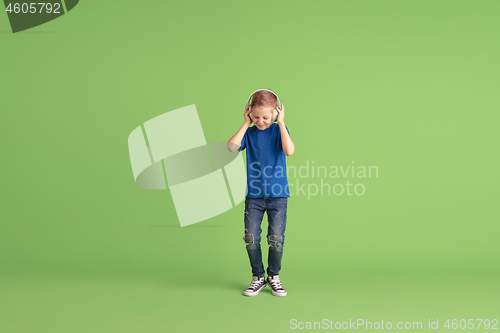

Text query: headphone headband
(246, 89), (281, 109)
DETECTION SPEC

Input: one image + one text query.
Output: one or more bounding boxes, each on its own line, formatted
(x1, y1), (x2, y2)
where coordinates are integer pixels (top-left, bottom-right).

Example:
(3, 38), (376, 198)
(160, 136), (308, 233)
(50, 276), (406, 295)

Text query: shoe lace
(269, 279), (283, 289)
(249, 279), (263, 289)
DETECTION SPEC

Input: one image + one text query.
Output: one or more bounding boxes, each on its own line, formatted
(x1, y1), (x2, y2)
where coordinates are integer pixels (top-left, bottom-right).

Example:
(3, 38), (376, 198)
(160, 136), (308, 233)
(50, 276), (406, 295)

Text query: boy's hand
(276, 103), (285, 125)
(244, 103), (252, 125)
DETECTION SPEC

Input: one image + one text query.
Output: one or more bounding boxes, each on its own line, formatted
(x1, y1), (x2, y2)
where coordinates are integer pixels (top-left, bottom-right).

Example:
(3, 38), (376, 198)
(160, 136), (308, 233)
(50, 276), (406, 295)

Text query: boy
(227, 89), (295, 297)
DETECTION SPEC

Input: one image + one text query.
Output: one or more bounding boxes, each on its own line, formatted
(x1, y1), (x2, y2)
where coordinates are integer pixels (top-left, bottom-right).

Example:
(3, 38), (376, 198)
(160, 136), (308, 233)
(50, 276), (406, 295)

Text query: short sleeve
(238, 131), (247, 152)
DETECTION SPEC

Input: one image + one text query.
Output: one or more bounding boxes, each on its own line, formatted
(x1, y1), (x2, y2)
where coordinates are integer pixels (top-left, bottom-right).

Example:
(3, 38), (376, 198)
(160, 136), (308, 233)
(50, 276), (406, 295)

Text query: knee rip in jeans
(267, 235), (283, 249)
(243, 233), (254, 246)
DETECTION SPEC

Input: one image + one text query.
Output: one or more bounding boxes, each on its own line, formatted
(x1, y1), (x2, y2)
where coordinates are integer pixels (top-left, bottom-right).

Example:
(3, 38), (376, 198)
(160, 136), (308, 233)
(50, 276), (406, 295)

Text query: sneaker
(243, 276), (266, 296)
(266, 275), (287, 296)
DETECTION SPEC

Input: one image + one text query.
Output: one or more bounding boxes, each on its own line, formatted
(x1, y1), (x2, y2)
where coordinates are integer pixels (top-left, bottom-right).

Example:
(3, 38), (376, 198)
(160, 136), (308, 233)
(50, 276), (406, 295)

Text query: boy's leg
(243, 198), (266, 277)
(265, 197), (288, 277)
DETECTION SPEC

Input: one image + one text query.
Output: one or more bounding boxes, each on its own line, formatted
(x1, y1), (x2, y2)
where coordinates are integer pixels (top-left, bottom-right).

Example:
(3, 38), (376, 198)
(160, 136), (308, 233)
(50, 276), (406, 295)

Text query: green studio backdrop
(0, 1), (499, 332)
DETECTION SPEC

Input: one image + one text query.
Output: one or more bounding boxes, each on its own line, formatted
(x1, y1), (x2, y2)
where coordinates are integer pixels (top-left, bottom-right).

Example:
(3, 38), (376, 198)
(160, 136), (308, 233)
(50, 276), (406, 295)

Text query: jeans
(243, 197), (288, 278)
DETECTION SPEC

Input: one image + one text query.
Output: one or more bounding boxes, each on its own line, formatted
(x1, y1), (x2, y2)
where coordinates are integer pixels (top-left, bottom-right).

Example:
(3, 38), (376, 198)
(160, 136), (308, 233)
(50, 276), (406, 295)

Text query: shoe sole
(271, 290), (287, 297)
(243, 282), (266, 296)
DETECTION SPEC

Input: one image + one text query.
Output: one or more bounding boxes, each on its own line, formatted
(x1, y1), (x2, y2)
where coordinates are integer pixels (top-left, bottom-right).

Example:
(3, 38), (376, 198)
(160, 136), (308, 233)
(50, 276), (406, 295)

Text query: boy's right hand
(244, 104), (252, 125)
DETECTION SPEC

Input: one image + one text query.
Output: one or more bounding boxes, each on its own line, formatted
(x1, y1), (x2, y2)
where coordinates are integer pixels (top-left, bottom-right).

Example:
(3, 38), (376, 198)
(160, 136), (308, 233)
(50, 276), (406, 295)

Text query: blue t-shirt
(239, 123), (290, 198)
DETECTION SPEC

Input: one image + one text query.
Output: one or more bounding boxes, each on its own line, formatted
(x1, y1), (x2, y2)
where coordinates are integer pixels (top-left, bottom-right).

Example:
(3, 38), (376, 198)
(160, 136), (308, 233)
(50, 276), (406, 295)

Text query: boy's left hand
(276, 103), (285, 125)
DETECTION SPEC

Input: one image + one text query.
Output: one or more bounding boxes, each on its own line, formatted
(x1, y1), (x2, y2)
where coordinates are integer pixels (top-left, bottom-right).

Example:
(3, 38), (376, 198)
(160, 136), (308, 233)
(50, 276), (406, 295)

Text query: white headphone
(246, 89), (282, 123)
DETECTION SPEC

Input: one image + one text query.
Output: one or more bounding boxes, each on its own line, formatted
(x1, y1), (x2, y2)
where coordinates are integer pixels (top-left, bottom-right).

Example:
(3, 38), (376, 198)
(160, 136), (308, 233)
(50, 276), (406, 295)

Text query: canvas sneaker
(266, 275), (287, 296)
(243, 276), (266, 296)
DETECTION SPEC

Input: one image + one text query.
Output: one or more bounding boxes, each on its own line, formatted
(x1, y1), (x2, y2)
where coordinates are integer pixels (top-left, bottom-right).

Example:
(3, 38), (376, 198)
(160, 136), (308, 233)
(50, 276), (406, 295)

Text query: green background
(1, 1), (498, 332)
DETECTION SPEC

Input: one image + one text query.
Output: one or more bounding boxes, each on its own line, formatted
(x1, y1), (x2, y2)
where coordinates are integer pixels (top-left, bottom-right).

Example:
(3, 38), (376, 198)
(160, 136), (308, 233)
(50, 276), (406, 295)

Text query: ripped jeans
(243, 197), (288, 278)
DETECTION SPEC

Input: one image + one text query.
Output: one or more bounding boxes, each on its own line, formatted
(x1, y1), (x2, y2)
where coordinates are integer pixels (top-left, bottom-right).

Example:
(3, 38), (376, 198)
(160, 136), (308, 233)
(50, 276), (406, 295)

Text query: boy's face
(251, 106), (275, 130)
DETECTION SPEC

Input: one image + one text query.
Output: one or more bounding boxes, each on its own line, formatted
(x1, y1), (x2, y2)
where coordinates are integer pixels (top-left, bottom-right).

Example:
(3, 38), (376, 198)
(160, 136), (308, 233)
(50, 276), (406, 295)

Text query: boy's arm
(227, 104), (252, 152)
(227, 121), (250, 152)
(279, 123), (295, 156)
(276, 103), (295, 156)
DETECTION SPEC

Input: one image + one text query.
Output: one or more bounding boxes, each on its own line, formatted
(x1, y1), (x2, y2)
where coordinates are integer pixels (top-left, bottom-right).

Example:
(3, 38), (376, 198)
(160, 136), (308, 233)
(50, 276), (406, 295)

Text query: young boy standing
(227, 89), (295, 297)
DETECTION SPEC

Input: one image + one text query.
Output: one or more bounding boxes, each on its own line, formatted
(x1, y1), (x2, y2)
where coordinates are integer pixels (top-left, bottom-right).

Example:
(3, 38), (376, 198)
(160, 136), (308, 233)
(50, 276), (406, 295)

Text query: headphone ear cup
(249, 112), (253, 120)
(273, 109), (278, 122)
